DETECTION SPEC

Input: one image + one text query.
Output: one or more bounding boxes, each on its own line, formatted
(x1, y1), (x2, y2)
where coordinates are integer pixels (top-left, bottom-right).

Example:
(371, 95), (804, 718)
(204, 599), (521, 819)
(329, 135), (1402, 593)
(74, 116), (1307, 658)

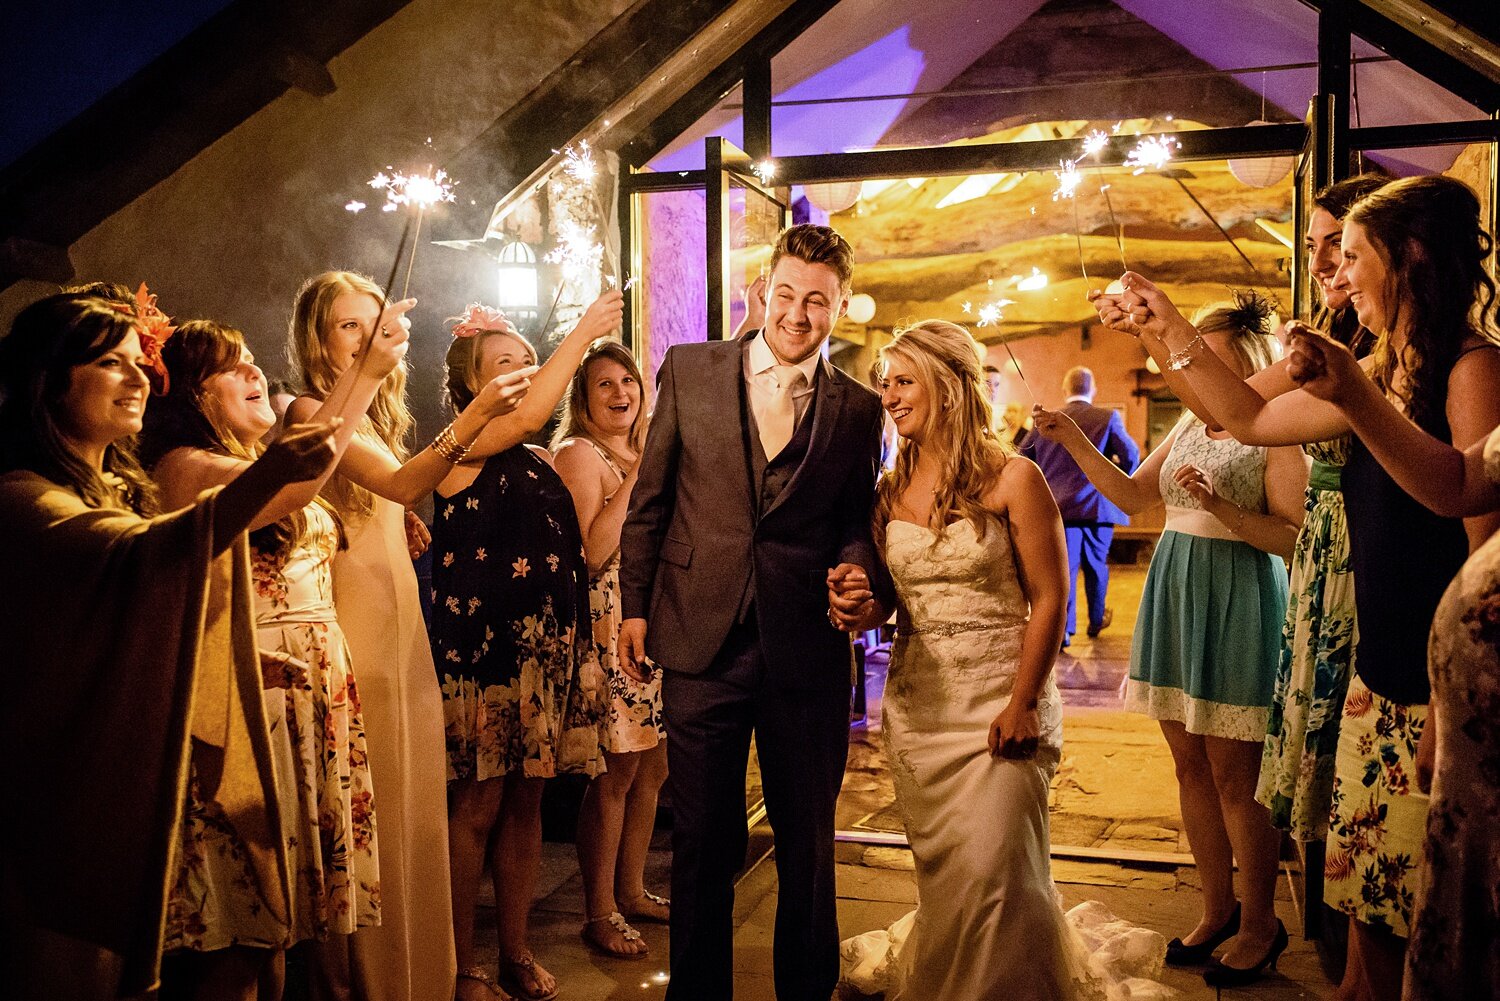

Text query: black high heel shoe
(1164, 902), (1241, 966)
(1202, 920), (1289, 988)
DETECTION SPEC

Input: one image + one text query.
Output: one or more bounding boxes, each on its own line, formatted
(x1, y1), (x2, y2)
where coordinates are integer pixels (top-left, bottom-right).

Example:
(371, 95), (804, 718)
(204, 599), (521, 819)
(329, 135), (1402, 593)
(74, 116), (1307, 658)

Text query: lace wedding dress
(840, 518), (1171, 1001)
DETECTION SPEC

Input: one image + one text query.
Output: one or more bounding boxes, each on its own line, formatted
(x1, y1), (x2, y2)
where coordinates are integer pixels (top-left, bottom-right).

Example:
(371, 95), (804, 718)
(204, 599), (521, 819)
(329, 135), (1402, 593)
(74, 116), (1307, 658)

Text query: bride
(829, 320), (1165, 1000)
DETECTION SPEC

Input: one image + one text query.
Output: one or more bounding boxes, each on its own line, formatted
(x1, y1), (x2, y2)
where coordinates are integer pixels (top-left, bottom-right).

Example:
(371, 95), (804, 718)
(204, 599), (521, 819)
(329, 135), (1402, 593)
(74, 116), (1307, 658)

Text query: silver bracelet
(1166, 333), (1205, 371)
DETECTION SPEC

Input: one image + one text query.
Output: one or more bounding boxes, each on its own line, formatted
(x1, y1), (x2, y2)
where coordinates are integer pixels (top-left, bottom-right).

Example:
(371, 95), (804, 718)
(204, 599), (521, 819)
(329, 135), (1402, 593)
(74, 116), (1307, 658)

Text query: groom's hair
(769, 224), (854, 290)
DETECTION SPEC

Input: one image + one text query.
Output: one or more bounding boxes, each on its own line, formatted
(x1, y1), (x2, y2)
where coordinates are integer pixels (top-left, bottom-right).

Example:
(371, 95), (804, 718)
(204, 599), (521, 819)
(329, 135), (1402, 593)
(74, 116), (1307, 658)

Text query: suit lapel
(714, 335), (758, 514)
(763, 356), (845, 520)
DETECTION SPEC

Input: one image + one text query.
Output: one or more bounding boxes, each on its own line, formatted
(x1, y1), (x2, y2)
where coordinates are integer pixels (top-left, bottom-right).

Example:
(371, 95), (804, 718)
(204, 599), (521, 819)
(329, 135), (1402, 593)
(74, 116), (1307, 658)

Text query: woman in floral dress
(552, 340), (669, 959)
(430, 297), (622, 1001)
(143, 315), (407, 997)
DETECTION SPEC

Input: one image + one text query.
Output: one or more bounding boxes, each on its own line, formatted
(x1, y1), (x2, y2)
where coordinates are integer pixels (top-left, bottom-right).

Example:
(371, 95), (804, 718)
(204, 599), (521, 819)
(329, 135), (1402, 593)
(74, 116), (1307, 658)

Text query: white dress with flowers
(430, 444), (607, 781)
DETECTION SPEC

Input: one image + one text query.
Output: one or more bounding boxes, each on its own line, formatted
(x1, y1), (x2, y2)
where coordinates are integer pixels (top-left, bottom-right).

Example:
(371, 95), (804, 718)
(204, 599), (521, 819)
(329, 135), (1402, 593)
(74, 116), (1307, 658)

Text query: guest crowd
(1, 169), (1497, 1001)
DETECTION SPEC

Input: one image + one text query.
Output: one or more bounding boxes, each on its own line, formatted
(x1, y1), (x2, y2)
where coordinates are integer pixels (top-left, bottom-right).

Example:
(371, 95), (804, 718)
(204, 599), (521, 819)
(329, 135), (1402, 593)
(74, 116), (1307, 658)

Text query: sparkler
(561, 140), (598, 184)
(1051, 159), (1083, 201)
(1077, 131), (1129, 273)
(751, 159), (777, 186)
(975, 298), (1015, 329)
(345, 200), (367, 214)
(1124, 135), (1181, 175)
(367, 166), (459, 297)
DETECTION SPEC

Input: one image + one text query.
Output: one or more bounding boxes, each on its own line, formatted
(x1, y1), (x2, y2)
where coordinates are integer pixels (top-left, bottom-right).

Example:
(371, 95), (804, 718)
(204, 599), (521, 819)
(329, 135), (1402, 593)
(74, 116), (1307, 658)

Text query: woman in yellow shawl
(0, 292), (340, 1000)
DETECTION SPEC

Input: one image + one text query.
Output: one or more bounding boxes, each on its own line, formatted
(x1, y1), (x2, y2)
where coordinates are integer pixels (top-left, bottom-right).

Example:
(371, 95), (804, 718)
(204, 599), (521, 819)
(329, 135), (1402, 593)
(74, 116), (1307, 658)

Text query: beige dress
(332, 441), (456, 1001)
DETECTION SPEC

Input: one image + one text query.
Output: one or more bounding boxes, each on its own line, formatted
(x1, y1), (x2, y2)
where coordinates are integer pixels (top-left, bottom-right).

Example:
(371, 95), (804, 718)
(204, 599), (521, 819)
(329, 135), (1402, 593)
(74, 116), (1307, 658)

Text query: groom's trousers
(662, 614), (852, 1001)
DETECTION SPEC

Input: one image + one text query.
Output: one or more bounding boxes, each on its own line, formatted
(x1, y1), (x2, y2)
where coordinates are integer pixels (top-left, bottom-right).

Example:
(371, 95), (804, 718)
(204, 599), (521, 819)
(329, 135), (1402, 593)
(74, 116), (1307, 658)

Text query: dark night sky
(1, 1), (232, 169)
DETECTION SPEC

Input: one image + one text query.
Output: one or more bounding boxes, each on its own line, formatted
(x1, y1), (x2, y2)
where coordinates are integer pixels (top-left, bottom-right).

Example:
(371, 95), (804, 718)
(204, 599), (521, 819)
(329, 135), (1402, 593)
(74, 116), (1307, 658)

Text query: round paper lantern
(804, 181), (861, 214)
(846, 293), (876, 324)
(1145, 354), (1162, 375)
(1228, 122), (1294, 187)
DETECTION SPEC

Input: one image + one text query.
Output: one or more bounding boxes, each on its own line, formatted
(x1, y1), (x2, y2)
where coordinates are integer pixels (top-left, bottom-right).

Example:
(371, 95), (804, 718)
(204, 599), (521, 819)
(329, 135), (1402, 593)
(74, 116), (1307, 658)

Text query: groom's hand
(618, 617), (652, 682)
(827, 563), (879, 632)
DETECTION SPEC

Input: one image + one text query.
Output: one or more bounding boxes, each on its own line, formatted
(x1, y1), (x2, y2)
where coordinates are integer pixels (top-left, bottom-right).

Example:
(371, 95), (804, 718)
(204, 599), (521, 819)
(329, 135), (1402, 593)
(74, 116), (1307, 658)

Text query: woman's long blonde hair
(871, 319), (1010, 551)
(286, 270), (412, 519)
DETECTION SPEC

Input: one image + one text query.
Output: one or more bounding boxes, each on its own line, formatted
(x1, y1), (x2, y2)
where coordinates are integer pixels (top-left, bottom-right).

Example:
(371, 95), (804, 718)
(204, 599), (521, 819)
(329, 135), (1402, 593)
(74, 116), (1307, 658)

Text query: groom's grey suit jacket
(619, 330), (894, 687)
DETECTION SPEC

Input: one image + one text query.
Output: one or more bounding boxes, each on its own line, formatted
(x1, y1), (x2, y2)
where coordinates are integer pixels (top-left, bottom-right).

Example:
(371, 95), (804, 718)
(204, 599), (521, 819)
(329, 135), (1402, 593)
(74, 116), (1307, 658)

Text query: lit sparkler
(345, 200), (366, 214)
(368, 168), (457, 210)
(961, 301), (972, 314)
(544, 219), (605, 285)
(975, 299), (1014, 329)
(560, 141), (598, 184)
(1081, 130), (1110, 157)
(751, 160), (777, 186)
(1124, 135), (1181, 175)
(1052, 159), (1083, 201)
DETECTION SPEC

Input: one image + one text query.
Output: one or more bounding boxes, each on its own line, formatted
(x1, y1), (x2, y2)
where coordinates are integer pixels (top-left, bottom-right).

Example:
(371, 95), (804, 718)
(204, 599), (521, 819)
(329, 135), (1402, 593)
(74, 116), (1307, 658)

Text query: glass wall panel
(771, 0), (1320, 156)
(645, 84), (743, 173)
(632, 188), (707, 381)
(1350, 34), (1483, 130)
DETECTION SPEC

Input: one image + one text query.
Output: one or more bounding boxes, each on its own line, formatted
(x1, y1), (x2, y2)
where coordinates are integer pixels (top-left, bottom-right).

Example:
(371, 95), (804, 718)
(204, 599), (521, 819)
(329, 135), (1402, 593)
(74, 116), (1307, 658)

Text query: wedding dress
(840, 518), (1170, 1001)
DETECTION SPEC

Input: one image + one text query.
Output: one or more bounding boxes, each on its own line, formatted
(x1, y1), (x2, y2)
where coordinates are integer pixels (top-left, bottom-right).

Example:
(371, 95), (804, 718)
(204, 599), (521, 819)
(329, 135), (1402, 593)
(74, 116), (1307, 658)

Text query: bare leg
(189, 946), (277, 1001)
(492, 774), (556, 999)
(616, 741), (669, 912)
(1204, 735), (1284, 966)
(577, 751), (646, 956)
(1159, 720), (1237, 942)
(1351, 919), (1406, 1001)
(1334, 917), (1372, 1001)
(449, 776), (505, 1000)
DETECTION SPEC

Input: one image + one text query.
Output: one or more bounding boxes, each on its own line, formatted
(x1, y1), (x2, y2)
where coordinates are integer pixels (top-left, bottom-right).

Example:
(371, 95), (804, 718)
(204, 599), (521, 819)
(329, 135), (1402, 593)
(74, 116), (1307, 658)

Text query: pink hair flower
(449, 303), (515, 339)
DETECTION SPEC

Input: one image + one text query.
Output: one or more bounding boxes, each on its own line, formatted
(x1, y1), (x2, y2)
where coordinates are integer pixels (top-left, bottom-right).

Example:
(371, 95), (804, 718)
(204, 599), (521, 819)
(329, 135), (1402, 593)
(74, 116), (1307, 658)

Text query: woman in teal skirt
(1032, 293), (1308, 988)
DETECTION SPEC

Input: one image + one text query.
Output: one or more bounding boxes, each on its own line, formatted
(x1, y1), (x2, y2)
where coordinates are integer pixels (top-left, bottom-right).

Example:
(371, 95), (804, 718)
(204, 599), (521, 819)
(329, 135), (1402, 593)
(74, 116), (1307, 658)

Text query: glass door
(706, 137), (791, 341)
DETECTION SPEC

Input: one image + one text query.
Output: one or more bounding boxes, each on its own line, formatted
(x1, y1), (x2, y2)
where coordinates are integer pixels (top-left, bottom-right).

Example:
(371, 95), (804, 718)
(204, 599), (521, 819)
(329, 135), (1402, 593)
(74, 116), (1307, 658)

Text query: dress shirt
(745, 331), (820, 432)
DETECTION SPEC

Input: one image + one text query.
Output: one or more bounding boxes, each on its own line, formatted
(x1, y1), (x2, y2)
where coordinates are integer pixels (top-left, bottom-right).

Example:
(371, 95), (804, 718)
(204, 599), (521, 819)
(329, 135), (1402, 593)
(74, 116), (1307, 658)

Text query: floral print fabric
(563, 438), (664, 754)
(1256, 439), (1357, 842)
(431, 446), (607, 782)
(1404, 516), (1500, 997)
(253, 502), (379, 941)
(1324, 673), (1428, 936)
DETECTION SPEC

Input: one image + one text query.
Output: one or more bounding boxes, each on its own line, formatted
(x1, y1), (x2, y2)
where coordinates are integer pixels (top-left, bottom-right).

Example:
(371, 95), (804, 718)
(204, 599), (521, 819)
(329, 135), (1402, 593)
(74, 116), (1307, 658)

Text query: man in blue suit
(1022, 366), (1139, 647)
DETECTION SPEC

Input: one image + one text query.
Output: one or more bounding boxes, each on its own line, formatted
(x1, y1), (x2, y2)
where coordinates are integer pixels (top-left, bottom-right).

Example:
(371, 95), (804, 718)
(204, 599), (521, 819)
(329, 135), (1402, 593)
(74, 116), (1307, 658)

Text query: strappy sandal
(619, 890), (670, 924)
(456, 967), (510, 1000)
(498, 952), (560, 1001)
(581, 911), (648, 959)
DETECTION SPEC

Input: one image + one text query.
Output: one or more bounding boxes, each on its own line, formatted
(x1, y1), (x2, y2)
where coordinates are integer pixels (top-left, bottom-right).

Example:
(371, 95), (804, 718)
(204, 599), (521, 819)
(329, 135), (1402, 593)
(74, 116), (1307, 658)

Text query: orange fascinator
(104, 283), (176, 393)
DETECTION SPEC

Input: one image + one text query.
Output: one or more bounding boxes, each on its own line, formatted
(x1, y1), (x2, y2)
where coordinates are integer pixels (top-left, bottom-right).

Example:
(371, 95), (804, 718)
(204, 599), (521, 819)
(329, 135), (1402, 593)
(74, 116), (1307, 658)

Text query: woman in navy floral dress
(429, 296), (621, 1001)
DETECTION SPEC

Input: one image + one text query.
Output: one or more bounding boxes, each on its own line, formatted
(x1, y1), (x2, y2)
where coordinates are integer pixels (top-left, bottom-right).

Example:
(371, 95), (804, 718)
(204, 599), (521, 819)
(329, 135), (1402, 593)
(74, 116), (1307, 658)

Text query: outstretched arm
(1289, 329), (1500, 519)
(1092, 273), (1350, 445)
(1030, 405), (1175, 515)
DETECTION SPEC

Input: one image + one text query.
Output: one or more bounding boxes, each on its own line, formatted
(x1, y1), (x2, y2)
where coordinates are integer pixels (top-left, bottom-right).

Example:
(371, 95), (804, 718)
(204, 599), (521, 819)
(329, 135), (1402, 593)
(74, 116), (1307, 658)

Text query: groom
(618, 223), (893, 1001)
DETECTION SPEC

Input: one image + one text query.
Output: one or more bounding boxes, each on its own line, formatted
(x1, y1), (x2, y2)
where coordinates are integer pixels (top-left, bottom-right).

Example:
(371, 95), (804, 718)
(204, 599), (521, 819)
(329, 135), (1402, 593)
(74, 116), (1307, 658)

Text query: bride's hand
(989, 700), (1041, 759)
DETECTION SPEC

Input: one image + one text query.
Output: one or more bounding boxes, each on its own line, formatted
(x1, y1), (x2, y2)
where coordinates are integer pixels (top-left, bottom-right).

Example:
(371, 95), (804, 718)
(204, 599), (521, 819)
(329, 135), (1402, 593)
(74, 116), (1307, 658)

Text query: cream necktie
(760, 364), (805, 460)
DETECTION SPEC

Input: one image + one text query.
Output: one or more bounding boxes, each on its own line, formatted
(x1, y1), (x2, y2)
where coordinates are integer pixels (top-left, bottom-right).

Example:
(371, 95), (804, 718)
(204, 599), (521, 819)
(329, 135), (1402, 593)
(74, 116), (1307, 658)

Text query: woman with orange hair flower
(0, 292), (339, 1001)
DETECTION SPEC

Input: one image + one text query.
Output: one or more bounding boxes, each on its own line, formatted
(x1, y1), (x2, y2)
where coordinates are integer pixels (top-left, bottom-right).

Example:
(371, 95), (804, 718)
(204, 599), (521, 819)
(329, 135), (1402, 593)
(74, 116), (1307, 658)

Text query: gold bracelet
(431, 422), (470, 464)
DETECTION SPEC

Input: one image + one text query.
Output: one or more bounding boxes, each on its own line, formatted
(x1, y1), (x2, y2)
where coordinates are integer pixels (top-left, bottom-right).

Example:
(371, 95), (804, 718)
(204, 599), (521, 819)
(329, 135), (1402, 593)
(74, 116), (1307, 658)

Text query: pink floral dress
(253, 502), (380, 941)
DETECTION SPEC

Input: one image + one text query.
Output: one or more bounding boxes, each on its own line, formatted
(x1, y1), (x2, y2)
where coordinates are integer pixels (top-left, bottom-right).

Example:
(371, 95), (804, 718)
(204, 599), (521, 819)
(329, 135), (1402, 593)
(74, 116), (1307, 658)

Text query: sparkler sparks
(603, 274), (638, 292)
(751, 160), (777, 185)
(345, 200), (367, 214)
(961, 301), (972, 314)
(560, 141), (598, 184)
(544, 220), (605, 284)
(1124, 136), (1181, 175)
(368, 168), (458, 211)
(1081, 130), (1110, 157)
(975, 299), (1015, 329)
(1052, 159), (1083, 201)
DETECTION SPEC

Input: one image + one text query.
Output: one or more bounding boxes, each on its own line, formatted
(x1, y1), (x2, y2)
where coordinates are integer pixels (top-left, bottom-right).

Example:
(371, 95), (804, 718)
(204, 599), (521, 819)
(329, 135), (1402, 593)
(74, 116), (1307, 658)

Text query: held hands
(827, 563), (880, 632)
(474, 365), (538, 418)
(618, 617), (652, 683)
(988, 700), (1041, 760)
(262, 418), (342, 483)
(1285, 324), (1363, 403)
(369, 298), (416, 377)
(575, 290), (626, 342)
(1087, 272), (1188, 341)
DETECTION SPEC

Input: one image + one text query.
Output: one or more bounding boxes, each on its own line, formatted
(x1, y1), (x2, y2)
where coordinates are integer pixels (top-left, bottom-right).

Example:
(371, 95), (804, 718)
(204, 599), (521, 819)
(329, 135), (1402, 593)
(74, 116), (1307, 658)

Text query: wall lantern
(496, 238), (539, 317)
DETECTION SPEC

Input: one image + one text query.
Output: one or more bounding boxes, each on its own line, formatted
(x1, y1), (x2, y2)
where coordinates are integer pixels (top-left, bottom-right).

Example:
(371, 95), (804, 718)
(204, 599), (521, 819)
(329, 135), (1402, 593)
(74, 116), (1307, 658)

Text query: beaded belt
(899, 619), (992, 638)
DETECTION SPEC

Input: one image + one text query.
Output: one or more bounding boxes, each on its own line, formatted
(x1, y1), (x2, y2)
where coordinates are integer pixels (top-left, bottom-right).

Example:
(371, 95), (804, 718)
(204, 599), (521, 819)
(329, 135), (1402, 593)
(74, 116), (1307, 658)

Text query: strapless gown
(840, 518), (1169, 1001)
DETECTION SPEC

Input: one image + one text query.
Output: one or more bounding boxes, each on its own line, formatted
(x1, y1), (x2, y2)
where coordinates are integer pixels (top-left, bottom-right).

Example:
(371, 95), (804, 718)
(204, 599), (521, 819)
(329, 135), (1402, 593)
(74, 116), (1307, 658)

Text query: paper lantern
(1228, 122), (1294, 187)
(846, 293), (876, 324)
(804, 181), (861, 214)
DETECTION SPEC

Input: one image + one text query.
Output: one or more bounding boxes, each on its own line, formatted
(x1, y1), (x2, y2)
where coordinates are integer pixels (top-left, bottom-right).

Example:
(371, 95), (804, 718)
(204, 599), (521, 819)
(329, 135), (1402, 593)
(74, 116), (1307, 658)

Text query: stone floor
(465, 564), (1341, 1000)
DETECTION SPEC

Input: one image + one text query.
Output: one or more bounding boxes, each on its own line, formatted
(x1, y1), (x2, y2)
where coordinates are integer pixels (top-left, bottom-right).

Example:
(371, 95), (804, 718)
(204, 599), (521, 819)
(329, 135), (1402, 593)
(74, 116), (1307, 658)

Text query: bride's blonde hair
(871, 319), (1010, 551)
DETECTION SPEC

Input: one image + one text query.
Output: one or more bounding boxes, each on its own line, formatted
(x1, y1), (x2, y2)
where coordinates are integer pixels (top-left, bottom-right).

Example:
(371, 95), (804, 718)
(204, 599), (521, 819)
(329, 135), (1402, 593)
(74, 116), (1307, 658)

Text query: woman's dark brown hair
(1311, 173), (1390, 357)
(0, 293), (158, 513)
